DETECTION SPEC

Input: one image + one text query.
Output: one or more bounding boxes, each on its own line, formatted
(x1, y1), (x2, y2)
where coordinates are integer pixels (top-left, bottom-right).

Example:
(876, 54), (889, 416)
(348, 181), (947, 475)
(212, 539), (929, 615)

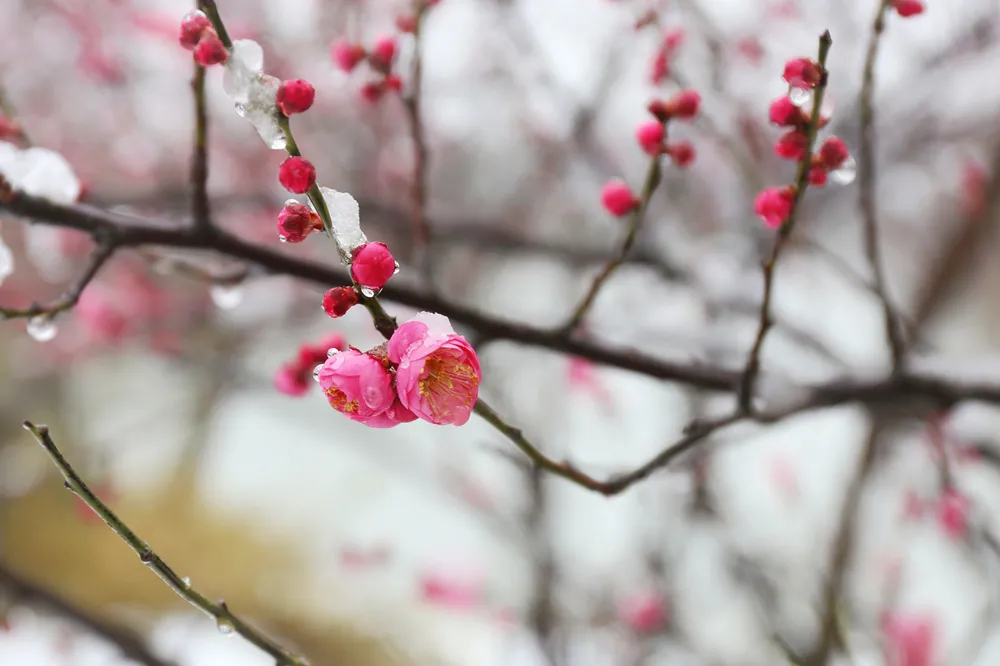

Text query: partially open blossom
(389, 312), (481, 426)
(318, 349), (396, 424)
(277, 201), (322, 242)
(665, 90), (701, 119)
(358, 397), (419, 428)
(618, 591), (667, 635)
(667, 141), (695, 167)
(936, 489), (969, 539)
(322, 286), (359, 318)
(370, 35), (398, 69)
(783, 57), (821, 89)
(818, 136), (849, 170)
(178, 10), (211, 50)
(276, 79), (315, 115)
(775, 130), (808, 160)
(769, 96), (803, 127)
(331, 41), (366, 72)
(882, 612), (935, 666)
(601, 179), (638, 217)
(278, 156), (316, 194)
(892, 0), (925, 17)
(193, 32), (228, 66)
(351, 242), (397, 290)
(754, 186), (796, 229)
(636, 120), (665, 155)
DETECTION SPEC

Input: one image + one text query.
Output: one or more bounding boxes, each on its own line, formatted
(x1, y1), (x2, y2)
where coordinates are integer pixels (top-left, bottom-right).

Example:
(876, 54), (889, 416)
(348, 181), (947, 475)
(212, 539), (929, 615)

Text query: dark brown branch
(739, 31), (833, 413)
(858, 0), (907, 370)
(0, 561), (175, 666)
(190, 47), (211, 233)
(401, 2), (433, 284)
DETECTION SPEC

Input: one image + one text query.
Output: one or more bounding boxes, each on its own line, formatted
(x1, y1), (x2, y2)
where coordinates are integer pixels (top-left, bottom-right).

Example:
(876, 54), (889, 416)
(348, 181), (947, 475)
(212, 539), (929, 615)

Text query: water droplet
(312, 364), (323, 382)
(182, 9), (208, 22)
(829, 155), (857, 185)
(360, 286), (375, 298)
(788, 87), (812, 107)
(393, 261), (400, 275)
(210, 284), (243, 310)
(327, 348), (340, 358)
(182, 577), (191, 588)
(278, 235), (287, 243)
(216, 619), (235, 636)
(27, 315), (57, 342)
(234, 103), (247, 118)
(284, 198), (299, 208)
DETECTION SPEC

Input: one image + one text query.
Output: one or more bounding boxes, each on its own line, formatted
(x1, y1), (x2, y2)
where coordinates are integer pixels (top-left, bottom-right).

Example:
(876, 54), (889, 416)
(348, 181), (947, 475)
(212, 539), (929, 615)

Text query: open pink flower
(882, 612), (935, 666)
(317, 349), (395, 424)
(358, 397), (419, 428)
(388, 312), (481, 426)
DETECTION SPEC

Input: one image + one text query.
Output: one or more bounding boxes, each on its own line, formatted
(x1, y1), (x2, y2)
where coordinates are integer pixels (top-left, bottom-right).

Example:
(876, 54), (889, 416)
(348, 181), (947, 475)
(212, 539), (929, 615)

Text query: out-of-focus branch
(401, 1), (433, 285)
(858, 0), (907, 371)
(21, 422), (310, 666)
(739, 31), (833, 413)
(0, 561), (175, 666)
(190, 34), (212, 234)
(560, 158), (663, 333)
(0, 239), (116, 320)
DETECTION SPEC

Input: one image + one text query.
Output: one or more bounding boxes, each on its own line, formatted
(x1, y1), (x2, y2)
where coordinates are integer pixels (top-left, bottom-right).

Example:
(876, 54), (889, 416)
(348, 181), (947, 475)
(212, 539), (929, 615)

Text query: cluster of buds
(321, 242), (398, 317)
(178, 10), (227, 66)
(331, 35), (402, 104)
(600, 89), (701, 218)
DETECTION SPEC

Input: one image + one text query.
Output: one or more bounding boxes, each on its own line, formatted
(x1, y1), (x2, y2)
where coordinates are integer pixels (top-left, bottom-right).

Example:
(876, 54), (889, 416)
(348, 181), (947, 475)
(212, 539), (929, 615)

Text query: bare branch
(190, 49), (212, 233)
(22, 421), (309, 666)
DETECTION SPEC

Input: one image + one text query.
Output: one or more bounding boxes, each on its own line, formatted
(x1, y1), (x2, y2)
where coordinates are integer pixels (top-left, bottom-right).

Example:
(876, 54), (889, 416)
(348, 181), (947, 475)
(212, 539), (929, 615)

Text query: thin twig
(738, 30), (833, 413)
(0, 240), (116, 320)
(858, 0), (907, 370)
(0, 561), (175, 666)
(190, 42), (211, 234)
(561, 157), (662, 333)
(21, 422), (310, 666)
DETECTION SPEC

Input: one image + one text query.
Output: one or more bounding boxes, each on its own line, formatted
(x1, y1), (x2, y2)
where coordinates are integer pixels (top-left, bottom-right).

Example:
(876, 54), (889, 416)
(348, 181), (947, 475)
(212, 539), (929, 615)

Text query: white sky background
(4, 0), (1000, 664)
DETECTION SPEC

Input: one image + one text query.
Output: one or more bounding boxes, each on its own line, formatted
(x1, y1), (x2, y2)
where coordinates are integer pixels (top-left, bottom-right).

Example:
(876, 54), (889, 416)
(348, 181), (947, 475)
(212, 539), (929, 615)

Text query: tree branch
(190, 33), (212, 234)
(21, 421), (309, 666)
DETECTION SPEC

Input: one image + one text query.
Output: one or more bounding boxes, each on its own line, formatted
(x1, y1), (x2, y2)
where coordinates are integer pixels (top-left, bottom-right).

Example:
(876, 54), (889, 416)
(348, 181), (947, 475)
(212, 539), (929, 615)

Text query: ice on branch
(0, 142), (81, 204)
(313, 187), (368, 256)
(0, 233), (13, 287)
(222, 39), (286, 150)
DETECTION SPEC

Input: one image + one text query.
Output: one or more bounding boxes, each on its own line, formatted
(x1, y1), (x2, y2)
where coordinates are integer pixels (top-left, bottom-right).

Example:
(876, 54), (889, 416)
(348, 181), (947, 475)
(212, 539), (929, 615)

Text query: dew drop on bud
(393, 261), (401, 275)
(234, 103), (247, 118)
(327, 348), (340, 358)
(788, 87), (812, 107)
(278, 235), (288, 243)
(210, 284), (243, 310)
(283, 199), (299, 208)
(27, 315), (57, 342)
(829, 155), (857, 185)
(360, 286), (375, 298)
(312, 364), (323, 382)
(216, 619), (235, 636)
(182, 9), (208, 22)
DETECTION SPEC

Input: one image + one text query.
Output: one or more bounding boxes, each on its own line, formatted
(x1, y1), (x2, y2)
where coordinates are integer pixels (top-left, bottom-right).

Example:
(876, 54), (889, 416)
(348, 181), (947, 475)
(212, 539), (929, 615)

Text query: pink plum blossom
(317, 349), (396, 425)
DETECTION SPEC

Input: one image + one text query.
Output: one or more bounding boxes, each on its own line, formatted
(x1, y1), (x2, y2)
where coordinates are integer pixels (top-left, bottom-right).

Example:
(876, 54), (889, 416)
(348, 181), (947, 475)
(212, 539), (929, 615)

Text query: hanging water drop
(182, 577), (191, 589)
(829, 155), (857, 185)
(360, 286), (375, 298)
(27, 315), (57, 342)
(284, 198), (299, 208)
(278, 235), (288, 243)
(327, 348), (340, 358)
(392, 261), (400, 275)
(210, 284), (244, 310)
(788, 87), (812, 107)
(312, 364), (323, 382)
(216, 618), (235, 636)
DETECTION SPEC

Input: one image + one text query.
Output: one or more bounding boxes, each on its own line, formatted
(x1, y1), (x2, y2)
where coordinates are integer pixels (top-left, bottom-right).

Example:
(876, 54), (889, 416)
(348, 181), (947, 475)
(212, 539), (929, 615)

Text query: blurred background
(4, 0), (1000, 664)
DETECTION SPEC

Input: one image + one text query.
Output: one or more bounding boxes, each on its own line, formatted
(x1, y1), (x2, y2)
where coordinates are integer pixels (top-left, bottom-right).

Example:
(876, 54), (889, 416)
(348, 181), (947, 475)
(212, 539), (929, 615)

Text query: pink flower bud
(318, 349), (397, 425)
(331, 41), (366, 72)
(178, 11), (212, 50)
(636, 120), (665, 155)
(936, 489), (969, 539)
(274, 364), (310, 397)
(601, 179), (638, 217)
(360, 82), (385, 104)
(370, 35), (398, 69)
(277, 202), (322, 242)
(754, 186), (796, 229)
(893, 0), (925, 16)
(384, 74), (403, 92)
(278, 156), (317, 194)
(396, 15), (417, 33)
(783, 57), (821, 89)
(276, 79), (316, 116)
(665, 90), (700, 119)
(388, 313), (482, 426)
(808, 166), (828, 186)
(768, 96), (802, 126)
(774, 129), (808, 160)
(818, 136), (849, 170)
(618, 591), (667, 635)
(322, 286), (359, 318)
(193, 32), (228, 66)
(351, 242), (397, 290)
(667, 141), (695, 167)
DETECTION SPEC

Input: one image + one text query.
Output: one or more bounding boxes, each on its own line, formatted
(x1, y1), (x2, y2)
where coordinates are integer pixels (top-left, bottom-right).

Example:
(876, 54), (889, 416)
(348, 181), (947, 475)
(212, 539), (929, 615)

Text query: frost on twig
(313, 187), (368, 258)
(222, 40), (286, 150)
(0, 141), (81, 204)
